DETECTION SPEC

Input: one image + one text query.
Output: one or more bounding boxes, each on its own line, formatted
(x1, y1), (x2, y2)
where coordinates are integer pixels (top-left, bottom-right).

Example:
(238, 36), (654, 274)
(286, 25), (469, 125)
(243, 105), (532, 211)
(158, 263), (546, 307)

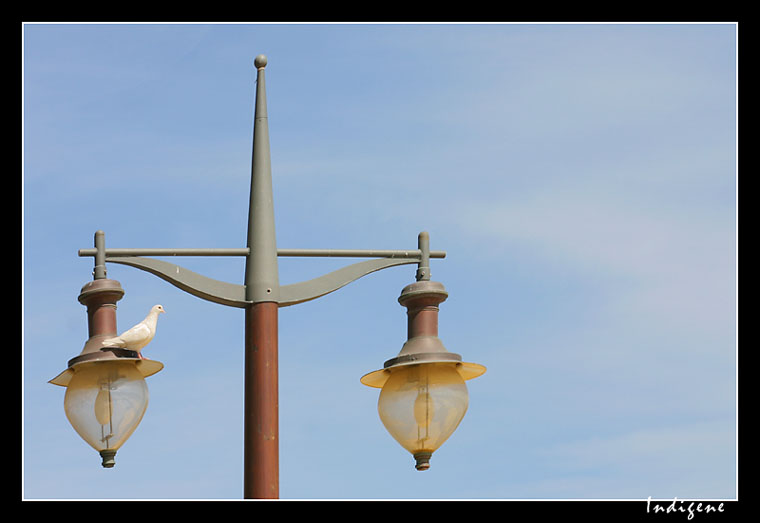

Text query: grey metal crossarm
(82, 244), (445, 309)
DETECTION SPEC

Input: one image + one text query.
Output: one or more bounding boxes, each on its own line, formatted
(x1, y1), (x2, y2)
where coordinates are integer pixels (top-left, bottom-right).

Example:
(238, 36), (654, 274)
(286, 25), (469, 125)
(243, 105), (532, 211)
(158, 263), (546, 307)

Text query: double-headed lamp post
(49, 55), (485, 499)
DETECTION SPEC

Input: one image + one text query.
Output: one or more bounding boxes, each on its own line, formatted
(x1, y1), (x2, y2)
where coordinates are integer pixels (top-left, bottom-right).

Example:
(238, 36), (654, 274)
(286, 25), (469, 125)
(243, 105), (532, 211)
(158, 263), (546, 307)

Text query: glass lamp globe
(63, 360), (150, 467)
(377, 362), (469, 470)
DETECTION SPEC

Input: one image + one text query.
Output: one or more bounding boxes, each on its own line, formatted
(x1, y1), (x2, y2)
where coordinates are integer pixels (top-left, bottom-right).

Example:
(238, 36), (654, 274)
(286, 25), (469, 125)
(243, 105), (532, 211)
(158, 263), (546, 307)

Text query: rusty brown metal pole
(244, 302), (279, 499)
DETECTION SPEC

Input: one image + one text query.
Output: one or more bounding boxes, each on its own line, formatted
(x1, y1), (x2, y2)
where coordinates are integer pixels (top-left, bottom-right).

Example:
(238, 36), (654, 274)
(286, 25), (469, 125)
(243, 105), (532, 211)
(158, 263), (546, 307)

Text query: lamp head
(361, 280), (485, 470)
(49, 278), (164, 467)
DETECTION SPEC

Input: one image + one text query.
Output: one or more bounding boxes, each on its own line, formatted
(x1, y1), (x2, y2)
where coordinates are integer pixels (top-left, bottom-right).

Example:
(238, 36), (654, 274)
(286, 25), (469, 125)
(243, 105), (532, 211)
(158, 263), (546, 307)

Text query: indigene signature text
(647, 497), (726, 520)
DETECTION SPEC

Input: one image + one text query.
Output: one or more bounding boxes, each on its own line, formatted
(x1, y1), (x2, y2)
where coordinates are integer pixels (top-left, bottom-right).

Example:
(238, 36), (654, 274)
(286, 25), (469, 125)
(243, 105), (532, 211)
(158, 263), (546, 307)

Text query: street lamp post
(50, 55), (485, 499)
(244, 53), (281, 499)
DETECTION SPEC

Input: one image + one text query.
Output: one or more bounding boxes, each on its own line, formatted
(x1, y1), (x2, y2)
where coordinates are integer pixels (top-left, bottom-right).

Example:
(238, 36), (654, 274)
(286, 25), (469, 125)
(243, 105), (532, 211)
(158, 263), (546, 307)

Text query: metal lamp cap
(100, 449), (117, 468)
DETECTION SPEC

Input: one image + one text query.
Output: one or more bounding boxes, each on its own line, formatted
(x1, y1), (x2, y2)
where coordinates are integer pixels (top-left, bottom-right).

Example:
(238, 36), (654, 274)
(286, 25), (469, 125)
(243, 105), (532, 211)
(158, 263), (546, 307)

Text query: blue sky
(22, 22), (737, 500)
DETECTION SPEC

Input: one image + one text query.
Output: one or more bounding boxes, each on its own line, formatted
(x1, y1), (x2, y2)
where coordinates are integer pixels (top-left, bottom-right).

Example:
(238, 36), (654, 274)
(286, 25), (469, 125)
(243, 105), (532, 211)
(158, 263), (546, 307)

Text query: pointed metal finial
(245, 53), (279, 303)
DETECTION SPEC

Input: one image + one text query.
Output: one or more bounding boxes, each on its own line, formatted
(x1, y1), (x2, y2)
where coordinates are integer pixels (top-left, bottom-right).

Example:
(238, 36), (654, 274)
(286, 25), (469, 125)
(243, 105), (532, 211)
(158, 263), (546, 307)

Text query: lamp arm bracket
(105, 256), (250, 308)
(103, 255), (421, 309)
(278, 257), (417, 307)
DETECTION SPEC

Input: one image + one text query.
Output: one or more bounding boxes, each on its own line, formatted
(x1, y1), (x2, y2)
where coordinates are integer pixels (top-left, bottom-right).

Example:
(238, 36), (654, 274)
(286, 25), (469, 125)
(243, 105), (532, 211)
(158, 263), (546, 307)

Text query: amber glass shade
(64, 360), (149, 463)
(377, 362), (469, 469)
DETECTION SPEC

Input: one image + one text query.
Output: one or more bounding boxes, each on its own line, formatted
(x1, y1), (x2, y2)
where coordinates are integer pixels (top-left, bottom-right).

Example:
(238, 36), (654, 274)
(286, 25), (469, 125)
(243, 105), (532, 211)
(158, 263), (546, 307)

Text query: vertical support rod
(416, 231), (431, 282)
(93, 230), (107, 280)
(243, 54), (281, 499)
(244, 302), (279, 499)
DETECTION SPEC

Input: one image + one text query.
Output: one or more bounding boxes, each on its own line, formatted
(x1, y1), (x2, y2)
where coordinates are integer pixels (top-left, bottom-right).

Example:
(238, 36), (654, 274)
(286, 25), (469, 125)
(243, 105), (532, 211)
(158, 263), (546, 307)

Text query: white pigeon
(101, 305), (165, 359)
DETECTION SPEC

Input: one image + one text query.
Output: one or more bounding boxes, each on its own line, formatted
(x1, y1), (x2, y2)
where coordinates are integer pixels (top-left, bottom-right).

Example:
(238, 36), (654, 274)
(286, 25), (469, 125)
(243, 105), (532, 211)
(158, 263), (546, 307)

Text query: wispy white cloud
(534, 420), (736, 499)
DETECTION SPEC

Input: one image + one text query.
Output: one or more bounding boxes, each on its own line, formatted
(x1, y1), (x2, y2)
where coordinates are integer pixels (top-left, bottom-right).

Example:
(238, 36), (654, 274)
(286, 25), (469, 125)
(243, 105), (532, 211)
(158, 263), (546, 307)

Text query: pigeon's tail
(101, 337), (125, 348)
